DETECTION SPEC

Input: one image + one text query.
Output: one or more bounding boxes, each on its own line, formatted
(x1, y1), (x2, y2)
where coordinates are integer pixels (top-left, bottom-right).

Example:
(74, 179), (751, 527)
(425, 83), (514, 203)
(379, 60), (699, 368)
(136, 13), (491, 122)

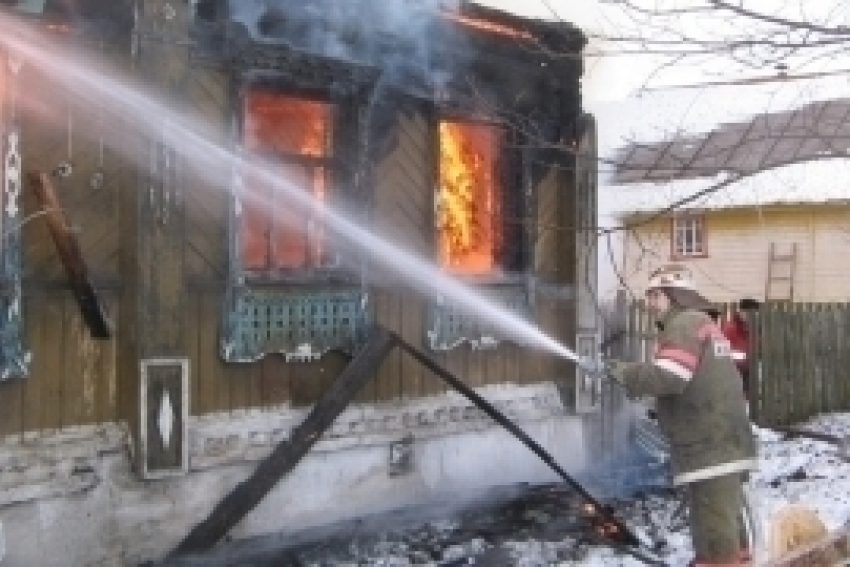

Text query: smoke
(227, 0), (471, 98)
(0, 11), (582, 363)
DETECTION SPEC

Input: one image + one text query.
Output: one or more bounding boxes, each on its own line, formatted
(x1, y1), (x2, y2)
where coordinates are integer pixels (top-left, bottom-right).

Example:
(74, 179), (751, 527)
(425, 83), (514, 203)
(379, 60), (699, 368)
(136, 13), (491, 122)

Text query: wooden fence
(604, 297), (850, 427)
(751, 302), (850, 426)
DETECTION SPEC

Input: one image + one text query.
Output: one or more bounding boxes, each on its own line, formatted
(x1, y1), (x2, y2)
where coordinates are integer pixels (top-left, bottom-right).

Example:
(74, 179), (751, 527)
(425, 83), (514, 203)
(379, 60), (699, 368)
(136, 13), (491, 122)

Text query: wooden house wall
(0, 62), (125, 437)
(0, 43), (584, 435)
(0, 292), (119, 437)
(179, 64), (581, 414)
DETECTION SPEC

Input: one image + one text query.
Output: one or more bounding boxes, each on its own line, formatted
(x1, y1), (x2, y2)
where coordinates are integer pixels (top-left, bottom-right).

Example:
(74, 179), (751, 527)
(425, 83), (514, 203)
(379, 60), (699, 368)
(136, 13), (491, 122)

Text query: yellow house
(609, 98), (850, 303)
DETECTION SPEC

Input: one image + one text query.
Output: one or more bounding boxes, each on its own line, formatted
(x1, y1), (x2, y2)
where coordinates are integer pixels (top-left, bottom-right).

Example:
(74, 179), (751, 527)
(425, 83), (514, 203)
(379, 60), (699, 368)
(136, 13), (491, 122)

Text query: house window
(240, 90), (334, 272)
(428, 119), (532, 351)
(437, 119), (502, 275)
(672, 215), (706, 258)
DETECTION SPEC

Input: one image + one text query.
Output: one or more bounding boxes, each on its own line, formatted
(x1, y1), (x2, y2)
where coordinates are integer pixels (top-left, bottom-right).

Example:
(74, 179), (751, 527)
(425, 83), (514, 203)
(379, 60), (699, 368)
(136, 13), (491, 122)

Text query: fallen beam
(392, 335), (649, 555)
(169, 327), (396, 558)
(27, 172), (112, 339)
(773, 425), (850, 460)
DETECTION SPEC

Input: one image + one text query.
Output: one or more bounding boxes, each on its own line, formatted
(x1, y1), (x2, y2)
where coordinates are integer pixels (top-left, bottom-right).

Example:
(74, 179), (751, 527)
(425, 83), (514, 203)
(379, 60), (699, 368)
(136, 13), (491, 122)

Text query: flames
(241, 91), (331, 269)
(437, 120), (500, 275)
(243, 90), (330, 156)
(443, 12), (533, 41)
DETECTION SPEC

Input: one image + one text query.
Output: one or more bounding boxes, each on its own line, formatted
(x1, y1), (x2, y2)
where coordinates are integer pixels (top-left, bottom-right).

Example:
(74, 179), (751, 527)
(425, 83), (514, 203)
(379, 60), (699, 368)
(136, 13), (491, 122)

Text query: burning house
(0, 0), (604, 564)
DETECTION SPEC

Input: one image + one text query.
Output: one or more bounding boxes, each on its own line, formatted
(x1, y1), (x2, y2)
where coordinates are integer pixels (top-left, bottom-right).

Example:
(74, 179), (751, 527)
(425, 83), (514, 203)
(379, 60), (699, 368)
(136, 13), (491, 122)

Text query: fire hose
(392, 333), (667, 566)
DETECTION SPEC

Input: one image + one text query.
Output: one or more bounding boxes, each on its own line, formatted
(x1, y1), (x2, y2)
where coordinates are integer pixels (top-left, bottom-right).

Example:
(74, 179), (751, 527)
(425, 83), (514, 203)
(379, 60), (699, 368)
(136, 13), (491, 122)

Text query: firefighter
(609, 265), (757, 566)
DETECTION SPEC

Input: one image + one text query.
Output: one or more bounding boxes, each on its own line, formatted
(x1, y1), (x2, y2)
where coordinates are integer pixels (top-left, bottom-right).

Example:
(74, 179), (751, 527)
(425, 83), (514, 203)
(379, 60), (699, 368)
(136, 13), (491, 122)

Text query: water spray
(0, 10), (582, 366)
(0, 11), (667, 565)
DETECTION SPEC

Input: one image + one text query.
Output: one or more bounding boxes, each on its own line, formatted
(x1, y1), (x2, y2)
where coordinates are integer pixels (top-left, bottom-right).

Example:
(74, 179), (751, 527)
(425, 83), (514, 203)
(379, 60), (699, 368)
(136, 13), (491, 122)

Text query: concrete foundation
(0, 383), (590, 566)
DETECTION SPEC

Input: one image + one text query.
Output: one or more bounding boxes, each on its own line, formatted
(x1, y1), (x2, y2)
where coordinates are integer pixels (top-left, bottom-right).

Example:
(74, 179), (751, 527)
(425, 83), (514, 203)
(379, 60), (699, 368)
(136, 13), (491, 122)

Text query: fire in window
(437, 120), (502, 275)
(240, 90), (333, 271)
(672, 215), (706, 258)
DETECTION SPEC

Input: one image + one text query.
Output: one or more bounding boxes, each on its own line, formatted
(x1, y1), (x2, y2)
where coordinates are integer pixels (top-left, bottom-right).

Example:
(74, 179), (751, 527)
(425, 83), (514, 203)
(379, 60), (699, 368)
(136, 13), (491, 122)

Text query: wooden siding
(621, 205), (850, 303)
(0, 292), (118, 437)
(370, 108), (434, 401)
(4, 67), (584, 435)
(184, 67), (230, 280)
(20, 68), (122, 283)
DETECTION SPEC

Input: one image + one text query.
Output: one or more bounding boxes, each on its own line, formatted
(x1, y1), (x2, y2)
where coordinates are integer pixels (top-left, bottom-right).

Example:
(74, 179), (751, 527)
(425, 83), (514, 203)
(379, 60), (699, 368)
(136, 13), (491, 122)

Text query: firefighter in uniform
(609, 265), (757, 566)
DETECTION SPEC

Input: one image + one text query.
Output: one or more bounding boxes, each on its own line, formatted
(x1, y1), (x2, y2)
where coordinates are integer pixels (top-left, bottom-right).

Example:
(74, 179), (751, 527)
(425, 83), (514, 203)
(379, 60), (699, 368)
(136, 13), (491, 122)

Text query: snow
(163, 412), (850, 566)
(607, 159), (850, 217)
(592, 77), (850, 217)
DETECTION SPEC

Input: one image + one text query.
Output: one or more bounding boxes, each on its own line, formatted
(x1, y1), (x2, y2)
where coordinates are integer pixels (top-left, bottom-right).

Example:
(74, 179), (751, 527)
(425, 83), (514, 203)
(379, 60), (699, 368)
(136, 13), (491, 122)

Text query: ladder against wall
(765, 242), (797, 302)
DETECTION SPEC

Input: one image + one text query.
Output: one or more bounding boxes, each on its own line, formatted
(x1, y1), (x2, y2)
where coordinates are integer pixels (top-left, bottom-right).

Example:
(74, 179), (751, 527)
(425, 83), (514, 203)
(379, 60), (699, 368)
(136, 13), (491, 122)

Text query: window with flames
(239, 90), (334, 272)
(437, 119), (503, 276)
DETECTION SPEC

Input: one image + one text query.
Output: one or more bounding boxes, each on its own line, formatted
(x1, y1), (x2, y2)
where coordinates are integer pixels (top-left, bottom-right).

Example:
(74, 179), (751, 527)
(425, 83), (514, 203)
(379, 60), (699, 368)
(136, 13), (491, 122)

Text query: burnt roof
(613, 98), (850, 184)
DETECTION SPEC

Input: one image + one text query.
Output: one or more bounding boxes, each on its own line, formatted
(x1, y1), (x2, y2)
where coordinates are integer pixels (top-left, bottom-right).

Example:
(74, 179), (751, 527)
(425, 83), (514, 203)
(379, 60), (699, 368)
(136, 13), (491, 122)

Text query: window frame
(433, 115), (528, 283)
(670, 214), (708, 259)
(234, 84), (348, 284)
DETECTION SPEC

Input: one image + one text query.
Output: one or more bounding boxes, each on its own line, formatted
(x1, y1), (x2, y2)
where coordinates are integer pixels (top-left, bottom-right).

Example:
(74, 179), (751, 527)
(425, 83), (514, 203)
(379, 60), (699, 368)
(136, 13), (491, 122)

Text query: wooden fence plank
(613, 299), (850, 427)
(747, 307), (761, 423)
(760, 304), (773, 425)
(838, 303), (850, 408)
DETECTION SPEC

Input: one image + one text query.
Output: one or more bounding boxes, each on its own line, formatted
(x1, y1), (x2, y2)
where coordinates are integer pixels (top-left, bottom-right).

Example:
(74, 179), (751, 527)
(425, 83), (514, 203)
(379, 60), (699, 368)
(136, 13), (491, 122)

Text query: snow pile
(162, 412), (850, 566)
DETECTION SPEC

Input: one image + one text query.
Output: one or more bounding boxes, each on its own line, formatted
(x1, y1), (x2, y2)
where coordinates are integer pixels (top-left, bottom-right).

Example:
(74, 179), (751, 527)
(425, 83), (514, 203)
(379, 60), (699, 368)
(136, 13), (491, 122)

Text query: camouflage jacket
(620, 307), (757, 485)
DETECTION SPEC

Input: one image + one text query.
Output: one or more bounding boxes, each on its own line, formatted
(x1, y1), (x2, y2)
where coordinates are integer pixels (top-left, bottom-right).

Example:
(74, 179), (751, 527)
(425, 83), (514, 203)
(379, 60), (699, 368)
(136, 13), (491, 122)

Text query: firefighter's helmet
(646, 264), (696, 293)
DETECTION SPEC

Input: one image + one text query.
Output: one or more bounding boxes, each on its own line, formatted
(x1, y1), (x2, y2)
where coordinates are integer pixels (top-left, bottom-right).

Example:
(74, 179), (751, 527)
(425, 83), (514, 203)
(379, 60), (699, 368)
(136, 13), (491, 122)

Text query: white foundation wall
(0, 382), (591, 566)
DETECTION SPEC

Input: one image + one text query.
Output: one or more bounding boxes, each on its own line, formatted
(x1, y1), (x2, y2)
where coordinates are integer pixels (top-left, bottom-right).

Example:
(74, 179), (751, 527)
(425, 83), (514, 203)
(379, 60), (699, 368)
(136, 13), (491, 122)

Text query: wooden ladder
(765, 242), (797, 302)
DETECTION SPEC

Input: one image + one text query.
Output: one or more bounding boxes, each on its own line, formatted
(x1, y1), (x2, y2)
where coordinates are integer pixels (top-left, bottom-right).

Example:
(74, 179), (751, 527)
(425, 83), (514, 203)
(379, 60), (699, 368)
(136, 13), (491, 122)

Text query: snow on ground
(162, 412), (850, 566)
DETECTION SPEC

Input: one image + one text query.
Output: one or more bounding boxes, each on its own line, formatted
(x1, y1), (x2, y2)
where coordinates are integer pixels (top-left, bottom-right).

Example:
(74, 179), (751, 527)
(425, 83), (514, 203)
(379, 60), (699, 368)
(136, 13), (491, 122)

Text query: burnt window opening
(428, 118), (532, 351)
(239, 89), (335, 273)
(223, 84), (370, 363)
(436, 119), (526, 277)
(437, 119), (503, 276)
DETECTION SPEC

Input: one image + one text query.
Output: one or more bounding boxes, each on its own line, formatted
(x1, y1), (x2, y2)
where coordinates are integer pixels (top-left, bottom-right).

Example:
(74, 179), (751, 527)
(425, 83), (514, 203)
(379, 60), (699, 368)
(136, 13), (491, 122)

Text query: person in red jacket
(720, 299), (760, 399)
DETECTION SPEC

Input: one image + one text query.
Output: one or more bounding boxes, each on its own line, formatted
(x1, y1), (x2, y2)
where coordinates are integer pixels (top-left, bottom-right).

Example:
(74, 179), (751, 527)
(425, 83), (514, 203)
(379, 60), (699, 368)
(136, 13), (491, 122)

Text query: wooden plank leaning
(169, 326), (396, 558)
(27, 171), (112, 339)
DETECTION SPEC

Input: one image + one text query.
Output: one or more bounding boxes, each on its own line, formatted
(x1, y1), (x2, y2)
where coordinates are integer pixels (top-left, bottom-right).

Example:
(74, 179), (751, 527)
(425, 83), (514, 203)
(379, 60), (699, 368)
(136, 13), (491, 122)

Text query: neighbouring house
(0, 1), (608, 565)
(606, 96), (850, 303)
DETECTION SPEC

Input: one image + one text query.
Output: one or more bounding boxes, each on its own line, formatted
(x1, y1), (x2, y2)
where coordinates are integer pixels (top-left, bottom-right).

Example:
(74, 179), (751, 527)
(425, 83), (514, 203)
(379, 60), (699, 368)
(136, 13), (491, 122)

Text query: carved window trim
(0, 53), (29, 380)
(220, 47), (377, 363)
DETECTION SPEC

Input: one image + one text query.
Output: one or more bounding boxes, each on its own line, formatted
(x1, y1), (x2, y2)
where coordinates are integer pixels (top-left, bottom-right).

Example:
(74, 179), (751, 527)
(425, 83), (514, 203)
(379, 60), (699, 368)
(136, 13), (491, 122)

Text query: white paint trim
(673, 458), (758, 485)
(731, 351), (747, 361)
(653, 358), (693, 381)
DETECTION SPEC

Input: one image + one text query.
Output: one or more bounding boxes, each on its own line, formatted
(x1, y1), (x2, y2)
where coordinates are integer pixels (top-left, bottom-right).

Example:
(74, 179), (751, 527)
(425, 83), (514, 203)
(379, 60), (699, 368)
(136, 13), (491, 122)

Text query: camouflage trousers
(687, 473), (747, 563)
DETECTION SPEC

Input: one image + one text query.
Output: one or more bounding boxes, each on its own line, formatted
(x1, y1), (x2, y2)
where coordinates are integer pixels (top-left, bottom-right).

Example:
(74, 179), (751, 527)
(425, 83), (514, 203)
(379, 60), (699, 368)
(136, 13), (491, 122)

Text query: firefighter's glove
(607, 360), (630, 387)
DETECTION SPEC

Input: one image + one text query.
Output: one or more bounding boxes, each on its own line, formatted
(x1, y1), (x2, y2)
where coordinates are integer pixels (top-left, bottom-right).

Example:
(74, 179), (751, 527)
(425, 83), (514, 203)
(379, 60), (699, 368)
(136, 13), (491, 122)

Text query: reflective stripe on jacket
(619, 307), (757, 485)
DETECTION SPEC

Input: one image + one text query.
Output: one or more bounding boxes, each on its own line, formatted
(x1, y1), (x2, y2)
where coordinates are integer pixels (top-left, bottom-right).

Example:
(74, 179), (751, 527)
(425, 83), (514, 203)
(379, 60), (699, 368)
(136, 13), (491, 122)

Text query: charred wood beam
(773, 426), (850, 460)
(392, 335), (647, 554)
(170, 326), (661, 564)
(27, 172), (112, 339)
(169, 326), (396, 558)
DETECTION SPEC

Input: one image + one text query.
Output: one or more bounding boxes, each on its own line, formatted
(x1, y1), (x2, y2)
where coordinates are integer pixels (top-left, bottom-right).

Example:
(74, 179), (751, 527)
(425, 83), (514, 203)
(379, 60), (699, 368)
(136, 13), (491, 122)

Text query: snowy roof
(593, 76), (850, 216)
(612, 98), (850, 184)
(612, 160), (850, 217)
